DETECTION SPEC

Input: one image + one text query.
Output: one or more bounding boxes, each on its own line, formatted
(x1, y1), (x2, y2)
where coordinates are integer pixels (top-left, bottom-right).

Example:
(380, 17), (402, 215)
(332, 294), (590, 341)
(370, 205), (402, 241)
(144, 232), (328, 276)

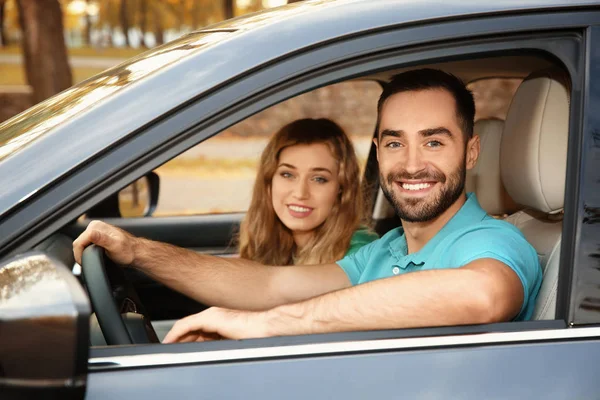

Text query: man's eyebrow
(419, 127), (453, 138)
(379, 129), (404, 139)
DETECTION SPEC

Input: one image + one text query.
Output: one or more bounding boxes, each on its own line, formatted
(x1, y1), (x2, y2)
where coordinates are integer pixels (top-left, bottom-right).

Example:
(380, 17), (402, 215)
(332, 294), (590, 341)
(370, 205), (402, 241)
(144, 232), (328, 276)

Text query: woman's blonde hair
(238, 118), (366, 265)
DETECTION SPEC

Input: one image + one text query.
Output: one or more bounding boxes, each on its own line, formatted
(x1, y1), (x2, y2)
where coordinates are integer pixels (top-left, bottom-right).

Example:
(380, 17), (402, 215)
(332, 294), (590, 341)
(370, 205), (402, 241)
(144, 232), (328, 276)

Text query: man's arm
(73, 221), (351, 311)
(269, 259), (523, 335)
(163, 258), (524, 342)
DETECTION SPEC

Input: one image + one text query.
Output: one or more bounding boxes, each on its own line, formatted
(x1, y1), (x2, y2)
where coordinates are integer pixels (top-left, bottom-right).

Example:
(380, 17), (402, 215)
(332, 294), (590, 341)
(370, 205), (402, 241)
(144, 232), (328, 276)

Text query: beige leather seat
(500, 68), (570, 320)
(466, 119), (520, 216)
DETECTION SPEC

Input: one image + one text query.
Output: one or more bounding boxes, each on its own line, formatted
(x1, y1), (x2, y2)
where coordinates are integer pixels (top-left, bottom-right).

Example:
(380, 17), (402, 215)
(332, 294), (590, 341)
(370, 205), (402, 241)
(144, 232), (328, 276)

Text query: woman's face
(271, 142), (341, 246)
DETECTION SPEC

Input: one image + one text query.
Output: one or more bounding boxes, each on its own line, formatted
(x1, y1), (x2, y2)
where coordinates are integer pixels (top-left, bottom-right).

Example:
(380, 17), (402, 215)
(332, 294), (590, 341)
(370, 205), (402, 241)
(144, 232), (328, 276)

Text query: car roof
(0, 0), (597, 218)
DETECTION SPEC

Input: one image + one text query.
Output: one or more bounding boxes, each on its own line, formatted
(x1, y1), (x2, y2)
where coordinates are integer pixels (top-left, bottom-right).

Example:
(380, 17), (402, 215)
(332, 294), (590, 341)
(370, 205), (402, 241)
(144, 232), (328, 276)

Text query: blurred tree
(16, 0), (72, 103)
(84, 0), (92, 45)
(138, 0), (147, 47)
(151, 1), (165, 45)
(0, 0), (7, 46)
(120, 0), (130, 46)
(98, 0), (118, 46)
(92, 0), (267, 49)
(178, 0), (185, 29)
(223, 0), (233, 19)
(99, 0), (142, 47)
(190, 0), (200, 29)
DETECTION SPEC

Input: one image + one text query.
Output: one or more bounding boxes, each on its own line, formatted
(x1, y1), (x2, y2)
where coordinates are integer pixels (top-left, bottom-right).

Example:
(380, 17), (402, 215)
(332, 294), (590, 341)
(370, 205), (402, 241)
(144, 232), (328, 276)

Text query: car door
(82, 8), (600, 400)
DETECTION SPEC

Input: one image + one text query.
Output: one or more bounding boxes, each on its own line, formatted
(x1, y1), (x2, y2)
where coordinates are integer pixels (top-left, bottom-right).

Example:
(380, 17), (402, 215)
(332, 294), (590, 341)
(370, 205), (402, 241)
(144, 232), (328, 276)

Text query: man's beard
(380, 161), (466, 223)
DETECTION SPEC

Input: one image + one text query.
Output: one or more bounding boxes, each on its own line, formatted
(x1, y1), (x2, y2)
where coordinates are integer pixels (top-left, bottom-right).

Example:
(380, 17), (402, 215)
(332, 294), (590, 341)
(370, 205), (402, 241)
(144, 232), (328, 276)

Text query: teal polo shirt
(337, 193), (542, 321)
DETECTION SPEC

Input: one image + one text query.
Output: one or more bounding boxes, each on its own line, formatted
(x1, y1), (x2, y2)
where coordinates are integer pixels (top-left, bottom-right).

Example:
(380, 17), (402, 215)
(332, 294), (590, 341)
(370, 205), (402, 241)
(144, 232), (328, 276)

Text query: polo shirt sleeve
(336, 239), (379, 285)
(446, 223), (542, 320)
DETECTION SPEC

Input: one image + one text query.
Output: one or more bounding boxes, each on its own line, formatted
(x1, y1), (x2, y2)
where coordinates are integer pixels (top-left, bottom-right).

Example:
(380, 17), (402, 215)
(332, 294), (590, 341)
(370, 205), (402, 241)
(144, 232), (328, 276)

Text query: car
(2, 0), (600, 398)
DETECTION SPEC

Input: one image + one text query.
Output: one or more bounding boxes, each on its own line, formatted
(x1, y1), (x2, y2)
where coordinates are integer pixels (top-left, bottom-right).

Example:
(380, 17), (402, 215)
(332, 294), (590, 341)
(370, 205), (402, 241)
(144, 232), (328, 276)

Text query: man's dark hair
(376, 68), (475, 139)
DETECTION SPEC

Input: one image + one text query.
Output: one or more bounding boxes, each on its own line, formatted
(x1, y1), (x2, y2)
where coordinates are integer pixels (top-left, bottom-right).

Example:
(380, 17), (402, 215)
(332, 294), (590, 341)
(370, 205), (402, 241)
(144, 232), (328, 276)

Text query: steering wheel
(81, 245), (159, 345)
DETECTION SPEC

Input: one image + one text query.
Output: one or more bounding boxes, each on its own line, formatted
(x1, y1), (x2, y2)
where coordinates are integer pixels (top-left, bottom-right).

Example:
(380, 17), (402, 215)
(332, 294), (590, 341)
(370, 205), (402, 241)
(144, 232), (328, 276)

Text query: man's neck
(402, 193), (467, 254)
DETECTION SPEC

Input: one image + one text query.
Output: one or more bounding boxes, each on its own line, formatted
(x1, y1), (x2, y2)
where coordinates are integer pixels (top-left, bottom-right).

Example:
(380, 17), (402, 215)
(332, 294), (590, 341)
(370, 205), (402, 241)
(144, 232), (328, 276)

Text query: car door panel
(87, 336), (600, 399)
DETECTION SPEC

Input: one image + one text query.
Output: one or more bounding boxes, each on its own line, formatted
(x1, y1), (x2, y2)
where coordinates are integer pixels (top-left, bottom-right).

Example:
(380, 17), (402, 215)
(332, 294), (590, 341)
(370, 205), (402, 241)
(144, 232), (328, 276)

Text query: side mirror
(0, 252), (90, 399)
(86, 172), (160, 219)
(118, 172), (160, 217)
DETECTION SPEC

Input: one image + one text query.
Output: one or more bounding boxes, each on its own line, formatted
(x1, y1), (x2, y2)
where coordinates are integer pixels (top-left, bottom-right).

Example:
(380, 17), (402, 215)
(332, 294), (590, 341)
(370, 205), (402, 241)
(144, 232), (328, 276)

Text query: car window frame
(83, 33), (587, 368)
(566, 24), (600, 325)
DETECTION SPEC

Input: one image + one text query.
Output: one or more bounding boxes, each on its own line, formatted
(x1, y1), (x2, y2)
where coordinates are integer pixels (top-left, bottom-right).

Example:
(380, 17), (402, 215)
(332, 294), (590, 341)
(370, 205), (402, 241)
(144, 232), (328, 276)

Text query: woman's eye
(280, 172), (294, 179)
(426, 140), (443, 148)
(313, 176), (329, 184)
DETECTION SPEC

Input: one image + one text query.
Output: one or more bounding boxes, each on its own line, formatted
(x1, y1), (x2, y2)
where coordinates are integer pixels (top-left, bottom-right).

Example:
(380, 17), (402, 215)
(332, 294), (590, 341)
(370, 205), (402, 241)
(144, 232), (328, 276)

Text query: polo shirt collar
(389, 193), (487, 269)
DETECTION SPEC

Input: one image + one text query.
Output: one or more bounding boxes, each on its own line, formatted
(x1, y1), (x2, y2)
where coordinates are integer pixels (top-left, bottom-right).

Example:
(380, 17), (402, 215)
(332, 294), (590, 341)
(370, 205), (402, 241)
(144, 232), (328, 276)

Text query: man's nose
(402, 146), (427, 174)
(292, 179), (310, 199)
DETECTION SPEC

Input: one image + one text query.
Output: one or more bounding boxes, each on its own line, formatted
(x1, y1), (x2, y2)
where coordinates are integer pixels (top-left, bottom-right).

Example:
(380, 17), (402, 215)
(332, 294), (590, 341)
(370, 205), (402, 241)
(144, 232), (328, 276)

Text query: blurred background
(0, 0), (302, 122)
(0, 0), (518, 216)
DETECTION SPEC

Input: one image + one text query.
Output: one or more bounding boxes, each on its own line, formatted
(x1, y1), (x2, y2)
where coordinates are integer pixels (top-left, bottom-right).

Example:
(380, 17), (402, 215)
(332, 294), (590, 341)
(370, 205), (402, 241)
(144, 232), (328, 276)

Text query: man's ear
(373, 137), (379, 162)
(466, 134), (480, 170)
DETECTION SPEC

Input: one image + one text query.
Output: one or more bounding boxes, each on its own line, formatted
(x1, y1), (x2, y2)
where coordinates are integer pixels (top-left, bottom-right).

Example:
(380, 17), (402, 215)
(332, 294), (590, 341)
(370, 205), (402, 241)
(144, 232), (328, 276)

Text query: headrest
(466, 119), (520, 215)
(500, 68), (570, 214)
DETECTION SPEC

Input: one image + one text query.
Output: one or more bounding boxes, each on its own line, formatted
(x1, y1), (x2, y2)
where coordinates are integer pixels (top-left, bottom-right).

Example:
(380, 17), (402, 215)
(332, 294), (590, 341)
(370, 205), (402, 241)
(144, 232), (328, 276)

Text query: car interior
(29, 52), (570, 346)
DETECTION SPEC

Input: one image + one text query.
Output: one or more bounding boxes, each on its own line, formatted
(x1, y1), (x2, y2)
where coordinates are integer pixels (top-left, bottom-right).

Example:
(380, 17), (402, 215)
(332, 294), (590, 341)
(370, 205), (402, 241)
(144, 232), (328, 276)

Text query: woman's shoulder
(350, 227), (380, 243)
(345, 227), (380, 257)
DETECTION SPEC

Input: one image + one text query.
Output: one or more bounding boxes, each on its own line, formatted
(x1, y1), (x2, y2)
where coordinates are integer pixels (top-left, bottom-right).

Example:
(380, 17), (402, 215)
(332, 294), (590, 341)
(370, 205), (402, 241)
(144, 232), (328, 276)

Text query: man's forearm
(131, 237), (284, 310)
(265, 261), (521, 336)
(131, 237), (351, 311)
(73, 220), (349, 311)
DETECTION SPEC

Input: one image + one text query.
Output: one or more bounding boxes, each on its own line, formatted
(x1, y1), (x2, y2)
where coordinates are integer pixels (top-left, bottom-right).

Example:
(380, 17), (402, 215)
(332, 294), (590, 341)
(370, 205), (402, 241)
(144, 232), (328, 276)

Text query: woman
(238, 118), (378, 266)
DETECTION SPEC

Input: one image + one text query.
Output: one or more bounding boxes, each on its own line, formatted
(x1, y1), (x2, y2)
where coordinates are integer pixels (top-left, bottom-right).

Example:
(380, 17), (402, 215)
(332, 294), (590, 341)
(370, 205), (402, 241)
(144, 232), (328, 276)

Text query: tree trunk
(223, 0), (234, 20)
(152, 3), (164, 46)
(179, 0), (185, 31)
(101, 0), (113, 47)
(120, 0), (130, 47)
(0, 0), (7, 46)
(139, 0), (147, 47)
(191, 0), (200, 30)
(84, 0), (92, 46)
(16, 0), (72, 103)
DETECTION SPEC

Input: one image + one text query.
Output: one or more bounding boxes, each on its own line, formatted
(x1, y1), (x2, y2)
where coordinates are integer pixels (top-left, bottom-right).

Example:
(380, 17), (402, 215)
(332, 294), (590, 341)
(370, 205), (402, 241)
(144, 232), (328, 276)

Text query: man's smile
(395, 180), (438, 195)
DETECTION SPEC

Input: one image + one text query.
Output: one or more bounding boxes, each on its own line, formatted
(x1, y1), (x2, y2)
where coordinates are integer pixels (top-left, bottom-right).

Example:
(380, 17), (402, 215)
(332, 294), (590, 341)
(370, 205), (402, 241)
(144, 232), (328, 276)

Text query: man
(73, 69), (541, 344)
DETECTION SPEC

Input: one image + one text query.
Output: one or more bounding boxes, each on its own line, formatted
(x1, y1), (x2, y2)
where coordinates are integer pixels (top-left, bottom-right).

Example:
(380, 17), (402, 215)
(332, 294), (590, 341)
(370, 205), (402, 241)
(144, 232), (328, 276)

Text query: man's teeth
(401, 182), (433, 191)
(289, 205), (311, 212)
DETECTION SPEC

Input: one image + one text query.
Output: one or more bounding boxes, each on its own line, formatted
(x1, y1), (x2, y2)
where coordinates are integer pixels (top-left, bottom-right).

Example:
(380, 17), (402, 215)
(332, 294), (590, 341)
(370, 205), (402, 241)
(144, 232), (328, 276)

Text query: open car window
(118, 81), (381, 218)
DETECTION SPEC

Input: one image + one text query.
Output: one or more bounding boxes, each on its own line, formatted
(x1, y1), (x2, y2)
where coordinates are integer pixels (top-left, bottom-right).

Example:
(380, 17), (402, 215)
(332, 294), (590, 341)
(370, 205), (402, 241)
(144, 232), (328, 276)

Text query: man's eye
(426, 140), (443, 148)
(385, 141), (402, 148)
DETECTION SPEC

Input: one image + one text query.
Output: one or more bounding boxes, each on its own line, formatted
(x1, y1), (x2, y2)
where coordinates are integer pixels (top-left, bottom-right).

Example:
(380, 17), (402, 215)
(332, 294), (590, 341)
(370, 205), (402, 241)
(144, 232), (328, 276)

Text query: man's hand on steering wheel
(75, 221), (159, 345)
(73, 220), (138, 266)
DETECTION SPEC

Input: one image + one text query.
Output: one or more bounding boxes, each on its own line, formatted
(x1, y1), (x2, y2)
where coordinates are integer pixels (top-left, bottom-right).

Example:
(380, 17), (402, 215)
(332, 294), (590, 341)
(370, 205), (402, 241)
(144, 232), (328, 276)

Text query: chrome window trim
(89, 326), (600, 370)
